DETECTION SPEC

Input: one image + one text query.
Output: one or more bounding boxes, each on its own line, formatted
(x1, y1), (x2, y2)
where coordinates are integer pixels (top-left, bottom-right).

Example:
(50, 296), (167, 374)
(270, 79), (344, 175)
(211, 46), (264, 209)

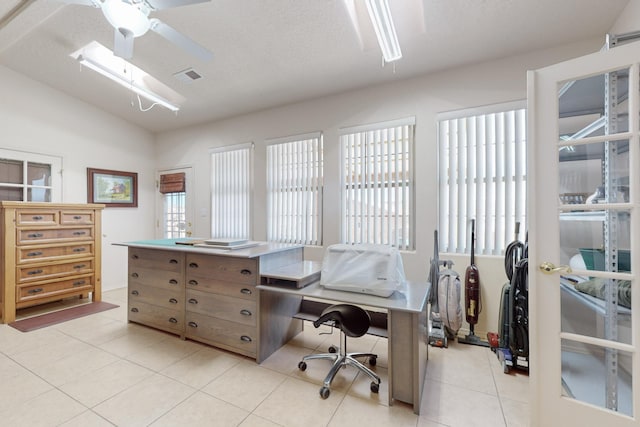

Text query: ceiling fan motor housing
(102, 0), (151, 37)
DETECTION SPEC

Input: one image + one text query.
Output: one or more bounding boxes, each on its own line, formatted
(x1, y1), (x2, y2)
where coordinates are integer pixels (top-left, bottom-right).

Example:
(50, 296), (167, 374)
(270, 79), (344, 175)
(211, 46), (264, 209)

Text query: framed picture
(87, 168), (138, 207)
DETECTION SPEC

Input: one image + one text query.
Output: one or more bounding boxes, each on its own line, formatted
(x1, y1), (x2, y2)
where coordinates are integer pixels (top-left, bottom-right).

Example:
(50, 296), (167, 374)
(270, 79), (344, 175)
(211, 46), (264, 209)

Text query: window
(266, 133), (323, 245)
(438, 101), (527, 255)
(0, 149), (62, 202)
(340, 117), (415, 251)
(210, 143), (253, 239)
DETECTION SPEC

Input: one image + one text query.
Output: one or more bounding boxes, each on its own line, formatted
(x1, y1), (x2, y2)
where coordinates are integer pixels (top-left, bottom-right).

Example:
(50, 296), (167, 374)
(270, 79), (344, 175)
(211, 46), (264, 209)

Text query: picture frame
(87, 168), (138, 207)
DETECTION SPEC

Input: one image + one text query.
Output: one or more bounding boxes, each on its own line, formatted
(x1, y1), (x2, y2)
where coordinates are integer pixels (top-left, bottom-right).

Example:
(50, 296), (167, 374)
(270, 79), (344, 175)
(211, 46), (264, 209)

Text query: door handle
(539, 261), (572, 274)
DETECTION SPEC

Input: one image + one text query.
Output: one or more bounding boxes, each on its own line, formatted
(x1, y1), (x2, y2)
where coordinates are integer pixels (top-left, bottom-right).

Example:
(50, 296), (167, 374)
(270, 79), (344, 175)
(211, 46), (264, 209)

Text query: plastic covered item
(320, 244), (406, 297)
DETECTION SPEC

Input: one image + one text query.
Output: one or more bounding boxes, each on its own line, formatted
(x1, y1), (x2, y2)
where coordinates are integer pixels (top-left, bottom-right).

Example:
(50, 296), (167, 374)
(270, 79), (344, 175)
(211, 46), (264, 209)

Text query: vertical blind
(266, 133), (323, 245)
(340, 117), (415, 251)
(438, 103), (527, 255)
(210, 144), (253, 239)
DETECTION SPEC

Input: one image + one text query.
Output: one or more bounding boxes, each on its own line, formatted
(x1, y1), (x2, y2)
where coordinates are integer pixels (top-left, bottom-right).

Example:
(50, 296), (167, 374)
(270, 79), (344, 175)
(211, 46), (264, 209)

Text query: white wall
(0, 65), (156, 291)
(155, 37), (603, 337)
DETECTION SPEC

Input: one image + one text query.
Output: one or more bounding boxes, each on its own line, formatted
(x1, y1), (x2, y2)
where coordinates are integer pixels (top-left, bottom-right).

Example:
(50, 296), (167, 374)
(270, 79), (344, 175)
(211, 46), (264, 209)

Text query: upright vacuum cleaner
(459, 219), (488, 347)
(493, 223), (529, 373)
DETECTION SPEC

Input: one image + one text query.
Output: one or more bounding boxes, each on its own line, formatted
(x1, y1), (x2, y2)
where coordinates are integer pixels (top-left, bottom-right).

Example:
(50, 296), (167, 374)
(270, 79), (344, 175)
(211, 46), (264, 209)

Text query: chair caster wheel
(320, 386), (330, 399)
(329, 345), (338, 353)
(298, 361), (307, 371)
(369, 356), (377, 366)
(370, 382), (380, 393)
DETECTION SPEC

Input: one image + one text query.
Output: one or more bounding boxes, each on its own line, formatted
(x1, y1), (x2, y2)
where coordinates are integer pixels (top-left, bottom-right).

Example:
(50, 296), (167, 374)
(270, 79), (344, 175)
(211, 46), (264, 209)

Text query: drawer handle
(131, 307), (139, 313)
(73, 215), (82, 220)
(131, 272), (139, 278)
(188, 280), (198, 286)
(188, 321), (198, 328)
(169, 298), (178, 304)
(189, 262), (199, 269)
(131, 290), (139, 296)
(188, 298), (198, 304)
(73, 248), (86, 252)
(73, 280), (86, 286)
(73, 231), (86, 236)
(240, 288), (252, 295)
(32, 215), (44, 220)
(169, 279), (178, 285)
(74, 264), (86, 269)
(27, 233), (43, 238)
(132, 254), (139, 259)
(241, 269), (252, 276)
(240, 309), (252, 316)
(240, 335), (252, 343)
(27, 269), (44, 275)
(28, 288), (44, 294)
(27, 251), (43, 257)
(169, 259), (179, 264)
(169, 317), (178, 324)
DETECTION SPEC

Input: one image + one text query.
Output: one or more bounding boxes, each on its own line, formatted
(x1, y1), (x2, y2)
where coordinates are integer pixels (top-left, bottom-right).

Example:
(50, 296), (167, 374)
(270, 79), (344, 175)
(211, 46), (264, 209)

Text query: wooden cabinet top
(0, 202), (105, 210)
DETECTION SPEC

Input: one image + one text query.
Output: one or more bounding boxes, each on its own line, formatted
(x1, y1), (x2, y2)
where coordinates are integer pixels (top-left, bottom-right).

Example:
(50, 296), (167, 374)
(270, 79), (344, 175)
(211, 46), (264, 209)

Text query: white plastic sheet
(320, 244), (406, 297)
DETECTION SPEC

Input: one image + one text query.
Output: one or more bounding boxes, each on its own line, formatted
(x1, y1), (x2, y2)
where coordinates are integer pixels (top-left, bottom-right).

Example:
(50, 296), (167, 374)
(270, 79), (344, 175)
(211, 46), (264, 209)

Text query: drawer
(17, 274), (94, 303)
(18, 227), (94, 244)
(16, 210), (58, 226)
(17, 242), (94, 264)
(185, 276), (256, 301)
(128, 300), (183, 334)
(186, 254), (258, 286)
(129, 248), (184, 273)
(129, 266), (183, 290)
(60, 211), (94, 225)
(186, 289), (256, 326)
(129, 283), (184, 312)
(17, 258), (93, 283)
(185, 312), (256, 355)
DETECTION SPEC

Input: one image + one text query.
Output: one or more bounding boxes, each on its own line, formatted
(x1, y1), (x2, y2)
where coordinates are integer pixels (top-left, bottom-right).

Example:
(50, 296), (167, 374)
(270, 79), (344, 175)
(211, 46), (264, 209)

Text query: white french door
(528, 41), (640, 425)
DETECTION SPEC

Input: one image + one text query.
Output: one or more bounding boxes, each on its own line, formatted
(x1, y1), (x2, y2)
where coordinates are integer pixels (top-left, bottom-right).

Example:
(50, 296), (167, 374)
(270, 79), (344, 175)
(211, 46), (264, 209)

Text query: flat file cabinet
(123, 240), (303, 361)
(0, 202), (104, 323)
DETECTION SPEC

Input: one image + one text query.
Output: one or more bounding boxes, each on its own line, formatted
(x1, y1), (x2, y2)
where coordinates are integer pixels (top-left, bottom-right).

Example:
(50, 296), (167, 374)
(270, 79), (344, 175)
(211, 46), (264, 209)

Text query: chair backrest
(313, 304), (371, 337)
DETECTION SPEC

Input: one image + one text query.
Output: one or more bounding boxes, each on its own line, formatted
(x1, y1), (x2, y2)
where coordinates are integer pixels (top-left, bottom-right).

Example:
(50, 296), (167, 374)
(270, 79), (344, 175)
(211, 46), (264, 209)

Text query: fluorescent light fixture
(365, 0), (402, 63)
(70, 41), (184, 112)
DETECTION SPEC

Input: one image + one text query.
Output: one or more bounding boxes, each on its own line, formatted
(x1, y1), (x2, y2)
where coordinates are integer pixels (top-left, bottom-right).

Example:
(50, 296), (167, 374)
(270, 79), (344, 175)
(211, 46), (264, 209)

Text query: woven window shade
(160, 173), (185, 194)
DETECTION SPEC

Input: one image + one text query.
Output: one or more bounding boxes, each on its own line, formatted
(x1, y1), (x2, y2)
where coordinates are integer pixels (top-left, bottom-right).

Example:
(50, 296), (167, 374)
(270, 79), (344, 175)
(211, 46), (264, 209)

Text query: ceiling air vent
(173, 68), (203, 83)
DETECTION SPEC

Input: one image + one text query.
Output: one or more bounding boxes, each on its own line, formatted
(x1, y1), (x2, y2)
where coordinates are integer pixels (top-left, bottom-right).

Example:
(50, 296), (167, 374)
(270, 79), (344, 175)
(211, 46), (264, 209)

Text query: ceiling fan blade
(113, 28), (135, 59)
(144, 0), (210, 11)
(149, 18), (213, 61)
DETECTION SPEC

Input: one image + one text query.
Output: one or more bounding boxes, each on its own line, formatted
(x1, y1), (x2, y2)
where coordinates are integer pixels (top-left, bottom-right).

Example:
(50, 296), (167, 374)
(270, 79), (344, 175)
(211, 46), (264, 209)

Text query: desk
(258, 280), (430, 414)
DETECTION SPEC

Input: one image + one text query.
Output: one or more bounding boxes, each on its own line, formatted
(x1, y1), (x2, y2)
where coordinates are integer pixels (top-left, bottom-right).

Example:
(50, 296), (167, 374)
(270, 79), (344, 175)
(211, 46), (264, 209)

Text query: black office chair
(298, 304), (381, 399)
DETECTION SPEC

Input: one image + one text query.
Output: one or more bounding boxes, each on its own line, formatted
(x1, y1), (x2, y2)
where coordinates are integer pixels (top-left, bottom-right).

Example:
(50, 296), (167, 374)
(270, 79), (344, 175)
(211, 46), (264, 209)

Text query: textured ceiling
(0, 0), (631, 133)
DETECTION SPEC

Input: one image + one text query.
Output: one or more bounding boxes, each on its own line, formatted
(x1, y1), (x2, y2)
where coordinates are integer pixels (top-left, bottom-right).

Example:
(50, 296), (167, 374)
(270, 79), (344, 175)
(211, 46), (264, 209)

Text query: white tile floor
(0, 288), (529, 426)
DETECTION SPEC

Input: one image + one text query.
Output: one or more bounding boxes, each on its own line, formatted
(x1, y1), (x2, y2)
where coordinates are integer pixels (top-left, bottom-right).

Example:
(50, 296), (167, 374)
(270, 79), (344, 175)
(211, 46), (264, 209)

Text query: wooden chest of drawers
(0, 202), (104, 323)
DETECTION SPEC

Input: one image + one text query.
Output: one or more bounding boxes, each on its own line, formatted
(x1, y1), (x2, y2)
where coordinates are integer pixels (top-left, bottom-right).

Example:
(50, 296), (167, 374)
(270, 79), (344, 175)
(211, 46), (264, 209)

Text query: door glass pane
(559, 139), (629, 204)
(163, 192), (186, 238)
(562, 339), (633, 417)
(0, 159), (23, 184)
(559, 208), (631, 273)
(558, 68), (629, 140)
(0, 186), (23, 201)
(27, 188), (50, 202)
(27, 162), (51, 186)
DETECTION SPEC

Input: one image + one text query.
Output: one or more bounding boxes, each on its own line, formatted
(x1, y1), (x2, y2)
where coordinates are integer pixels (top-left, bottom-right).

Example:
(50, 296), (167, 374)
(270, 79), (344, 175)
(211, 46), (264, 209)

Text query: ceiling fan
(59, 0), (213, 61)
